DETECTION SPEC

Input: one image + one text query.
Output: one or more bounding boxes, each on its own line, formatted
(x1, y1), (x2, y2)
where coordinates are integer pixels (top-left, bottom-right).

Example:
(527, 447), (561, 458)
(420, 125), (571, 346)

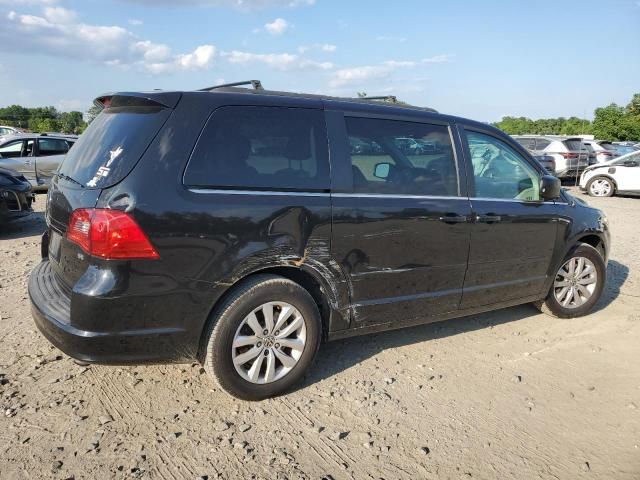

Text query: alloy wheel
(553, 257), (598, 308)
(231, 302), (306, 384)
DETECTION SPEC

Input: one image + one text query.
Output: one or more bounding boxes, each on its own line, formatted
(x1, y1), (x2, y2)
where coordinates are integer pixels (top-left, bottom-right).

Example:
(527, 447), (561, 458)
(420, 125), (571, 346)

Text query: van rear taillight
(67, 209), (159, 260)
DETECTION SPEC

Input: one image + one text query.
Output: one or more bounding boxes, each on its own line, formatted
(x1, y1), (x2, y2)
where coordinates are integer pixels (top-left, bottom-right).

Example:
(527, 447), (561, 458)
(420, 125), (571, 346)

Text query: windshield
(58, 105), (171, 189)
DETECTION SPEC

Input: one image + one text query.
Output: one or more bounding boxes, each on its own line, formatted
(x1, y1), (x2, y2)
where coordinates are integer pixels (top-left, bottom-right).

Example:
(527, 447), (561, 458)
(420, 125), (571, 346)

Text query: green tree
(592, 104), (626, 141)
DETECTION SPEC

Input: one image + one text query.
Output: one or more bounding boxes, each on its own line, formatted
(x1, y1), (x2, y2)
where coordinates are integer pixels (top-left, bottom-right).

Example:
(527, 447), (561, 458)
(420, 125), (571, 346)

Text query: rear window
(563, 139), (586, 151)
(58, 101), (171, 189)
(184, 106), (329, 191)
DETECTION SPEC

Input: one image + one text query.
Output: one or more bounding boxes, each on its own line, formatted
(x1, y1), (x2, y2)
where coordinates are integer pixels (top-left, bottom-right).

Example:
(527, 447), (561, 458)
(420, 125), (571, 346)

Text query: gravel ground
(0, 188), (639, 480)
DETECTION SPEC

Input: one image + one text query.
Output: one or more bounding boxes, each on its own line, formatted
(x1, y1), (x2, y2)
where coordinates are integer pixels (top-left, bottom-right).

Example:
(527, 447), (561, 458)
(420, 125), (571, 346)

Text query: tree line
(494, 93), (640, 141)
(2, 92), (639, 140)
(0, 105), (87, 134)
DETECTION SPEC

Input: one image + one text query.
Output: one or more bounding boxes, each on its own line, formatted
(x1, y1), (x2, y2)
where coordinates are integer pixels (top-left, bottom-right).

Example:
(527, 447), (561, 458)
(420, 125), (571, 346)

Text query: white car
(579, 150), (640, 197)
(582, 140), (618, 164)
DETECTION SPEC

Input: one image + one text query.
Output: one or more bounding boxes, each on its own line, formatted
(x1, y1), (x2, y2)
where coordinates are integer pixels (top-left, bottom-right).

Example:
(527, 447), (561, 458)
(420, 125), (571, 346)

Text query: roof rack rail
(353, 95), (398, 103)
(199, 80), (264, 92)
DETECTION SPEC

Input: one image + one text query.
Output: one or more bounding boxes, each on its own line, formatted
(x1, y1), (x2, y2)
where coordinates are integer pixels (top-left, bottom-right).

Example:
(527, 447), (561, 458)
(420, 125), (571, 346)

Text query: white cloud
(43, 6), (76, 24)
(128, 18), (144, 25)
(329, 60), (416, 88)
(0, 8), (216, 73)
(222, 50), (332, 70)
(0, 0), (57, 5)
(376, 35), (407, 43)
(121, 0), (314, 10)
(298, 43), (336, 53)
(422, 54), (451, 64)
(264, 17), (288, 35)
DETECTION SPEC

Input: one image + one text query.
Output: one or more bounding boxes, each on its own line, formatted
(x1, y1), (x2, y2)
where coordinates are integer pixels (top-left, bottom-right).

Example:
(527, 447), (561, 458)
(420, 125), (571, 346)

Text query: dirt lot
(0, 188), (639, 480)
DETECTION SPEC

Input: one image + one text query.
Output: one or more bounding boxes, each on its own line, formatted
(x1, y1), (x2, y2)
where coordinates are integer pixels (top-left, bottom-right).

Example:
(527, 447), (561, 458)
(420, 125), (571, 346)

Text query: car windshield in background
(58, 105), (170, 189)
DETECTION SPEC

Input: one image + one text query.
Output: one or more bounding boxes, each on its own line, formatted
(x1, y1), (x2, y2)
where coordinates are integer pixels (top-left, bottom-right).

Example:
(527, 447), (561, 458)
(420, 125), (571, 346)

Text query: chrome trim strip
(332, 193), (461, 200)
(188, 188), (330, 197)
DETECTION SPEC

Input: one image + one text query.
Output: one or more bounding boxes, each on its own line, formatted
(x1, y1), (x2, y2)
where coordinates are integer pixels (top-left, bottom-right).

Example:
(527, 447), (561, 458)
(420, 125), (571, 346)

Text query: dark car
(29, 83), (610, 400)
(0, 166), (34, 225)
(532, 154), (556, 175)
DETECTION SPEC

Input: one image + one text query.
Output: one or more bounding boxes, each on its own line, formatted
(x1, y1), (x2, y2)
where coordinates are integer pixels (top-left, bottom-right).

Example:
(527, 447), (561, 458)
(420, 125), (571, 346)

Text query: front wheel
(586, 176), (614, 197)
(535, 244), (606, 318)
(202, 274), (322, 400)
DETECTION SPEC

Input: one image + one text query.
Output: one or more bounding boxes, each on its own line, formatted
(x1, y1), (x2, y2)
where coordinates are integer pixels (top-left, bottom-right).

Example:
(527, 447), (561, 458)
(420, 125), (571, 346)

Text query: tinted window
(515, 138), (535, 149)
(535, 138), (550, 150)
(59, 103), (171, 188)
(38, 138), (70, 156)
(466, 131), (540, 201)
(345, 117), (458, 196)
(563, 139), (585, 150)
(0, 140), (24, 158)
(185, 106), (329, 191)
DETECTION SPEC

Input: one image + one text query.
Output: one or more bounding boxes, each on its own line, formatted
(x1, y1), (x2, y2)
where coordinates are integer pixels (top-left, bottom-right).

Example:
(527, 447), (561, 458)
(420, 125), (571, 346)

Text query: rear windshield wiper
(57, 172), (85, 188)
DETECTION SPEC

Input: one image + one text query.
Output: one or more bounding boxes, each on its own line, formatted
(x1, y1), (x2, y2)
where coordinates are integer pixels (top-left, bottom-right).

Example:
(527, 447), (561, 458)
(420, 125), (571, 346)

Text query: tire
(202, 274), (322, 400)
(534, 243), (606, 319)
(586, 176), (615, 197)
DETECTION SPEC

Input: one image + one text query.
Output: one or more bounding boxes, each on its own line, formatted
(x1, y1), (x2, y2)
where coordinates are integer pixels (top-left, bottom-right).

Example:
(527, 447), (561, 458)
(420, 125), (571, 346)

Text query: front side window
(345, 117), (458, 196)
(0, 140), (24, 158)
(185, 106), (329, 191)
(466, 131), (540, 201)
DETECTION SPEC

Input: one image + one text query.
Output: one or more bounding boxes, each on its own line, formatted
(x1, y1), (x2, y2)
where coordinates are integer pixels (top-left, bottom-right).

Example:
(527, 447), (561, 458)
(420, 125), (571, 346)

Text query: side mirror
(540, 174), (561, 201)
(623, 160), (639, 167)
(373, 162), (391, 179)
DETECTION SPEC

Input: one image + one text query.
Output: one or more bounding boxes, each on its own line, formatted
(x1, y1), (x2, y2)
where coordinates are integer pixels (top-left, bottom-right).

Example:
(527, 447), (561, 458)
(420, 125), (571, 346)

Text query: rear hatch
(561, 138), (590, 166)
(46, 92), (178, 289)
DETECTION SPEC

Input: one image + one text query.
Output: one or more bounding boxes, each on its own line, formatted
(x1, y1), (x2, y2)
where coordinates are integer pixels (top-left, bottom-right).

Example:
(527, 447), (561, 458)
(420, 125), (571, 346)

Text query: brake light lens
(67, 208), (159, 259)
(560, 153), (579, 159)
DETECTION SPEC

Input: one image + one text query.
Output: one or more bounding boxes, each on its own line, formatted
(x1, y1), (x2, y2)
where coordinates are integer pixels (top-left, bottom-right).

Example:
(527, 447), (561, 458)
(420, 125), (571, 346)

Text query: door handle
(476, 214), (502, 223)
(439, 214), (469, 224)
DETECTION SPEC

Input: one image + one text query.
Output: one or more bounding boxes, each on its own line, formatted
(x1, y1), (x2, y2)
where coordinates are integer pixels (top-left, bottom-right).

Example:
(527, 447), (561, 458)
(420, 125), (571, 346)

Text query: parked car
(0, 125), (23, 140)
(0, 134), (75, 191)
(532, 154), (556, 174)
(513, 135), (589, 178)
(29, 85), (610, 400)
(582, 140), (618, 164)
(611, 142), (640, 156)
(579, 150), (640, 197)
(0, 166), (34, 226)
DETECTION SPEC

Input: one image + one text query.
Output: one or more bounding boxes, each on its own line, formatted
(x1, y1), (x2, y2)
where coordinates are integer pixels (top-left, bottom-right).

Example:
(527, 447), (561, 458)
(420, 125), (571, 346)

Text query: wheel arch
(196, 265), (343, 361)
(587, 174), (617, 193)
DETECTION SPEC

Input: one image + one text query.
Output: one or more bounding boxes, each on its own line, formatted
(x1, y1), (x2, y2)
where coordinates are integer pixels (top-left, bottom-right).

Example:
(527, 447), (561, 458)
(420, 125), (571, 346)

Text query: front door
(459, 126), (559, 308)
(329, 112), (472, 327)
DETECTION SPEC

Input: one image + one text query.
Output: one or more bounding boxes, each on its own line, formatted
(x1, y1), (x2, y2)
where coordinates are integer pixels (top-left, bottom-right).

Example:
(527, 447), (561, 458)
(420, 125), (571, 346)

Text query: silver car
(0, 134), (76, 191)
(513, 135), (589, 178)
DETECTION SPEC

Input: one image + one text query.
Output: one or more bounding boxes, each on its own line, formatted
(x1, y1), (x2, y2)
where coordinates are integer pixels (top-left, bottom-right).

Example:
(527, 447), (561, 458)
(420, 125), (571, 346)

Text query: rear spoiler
(94, 91), (182, 109)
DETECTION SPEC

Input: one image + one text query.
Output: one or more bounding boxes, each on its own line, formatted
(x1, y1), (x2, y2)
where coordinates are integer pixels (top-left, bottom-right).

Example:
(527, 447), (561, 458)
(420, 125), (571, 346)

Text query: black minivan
(29, 83), (610, 400)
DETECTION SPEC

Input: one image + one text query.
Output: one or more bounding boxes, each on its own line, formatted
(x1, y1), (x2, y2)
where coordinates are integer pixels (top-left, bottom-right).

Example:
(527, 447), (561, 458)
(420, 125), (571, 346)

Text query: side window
(38, 138), (70, 156)
(535, 138), (550, 150)
(466, 131), (541, 201)
(345, 117), (458, 196)
(185, 106), (329, 190)
(0, 140), (24, 158)
(516, 138), (534, 150)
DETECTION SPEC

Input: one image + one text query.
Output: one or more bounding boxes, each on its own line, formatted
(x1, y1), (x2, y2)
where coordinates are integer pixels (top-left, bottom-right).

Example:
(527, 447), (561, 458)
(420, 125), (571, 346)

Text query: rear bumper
(29, 260), (192, 364)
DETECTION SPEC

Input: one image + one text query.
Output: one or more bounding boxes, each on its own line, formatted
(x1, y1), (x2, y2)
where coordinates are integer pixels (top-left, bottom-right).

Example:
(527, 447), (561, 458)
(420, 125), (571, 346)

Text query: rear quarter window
(184, 106), (329, 191)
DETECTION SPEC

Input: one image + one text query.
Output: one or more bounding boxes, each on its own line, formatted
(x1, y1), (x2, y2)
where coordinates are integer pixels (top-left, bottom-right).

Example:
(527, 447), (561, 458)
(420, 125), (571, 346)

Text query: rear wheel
(586, 176), (614, 197)
(202, 274), (321, 400)
(535, 244), (605, 318)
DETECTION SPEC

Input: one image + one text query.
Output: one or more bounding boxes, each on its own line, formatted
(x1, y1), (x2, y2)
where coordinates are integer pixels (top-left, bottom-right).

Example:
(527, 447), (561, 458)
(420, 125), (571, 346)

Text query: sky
(0, 0), (638, 122)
